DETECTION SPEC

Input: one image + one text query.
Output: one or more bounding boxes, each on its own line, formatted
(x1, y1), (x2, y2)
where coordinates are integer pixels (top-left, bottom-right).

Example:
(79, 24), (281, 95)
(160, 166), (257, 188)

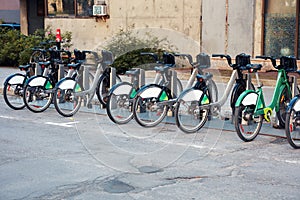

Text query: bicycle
(175, 53), (255, 133)
(53, 50), (121, 117)
(23, 48), (72, 113)
(3, 64), (36, 110)
(283, 58), (300, 148)
(106, 52), (216, 126)
(174, 53), (218, 103)
(106, 68), (145, 124)
(235, 55), (298, 142)
(132, 52), (183, 127)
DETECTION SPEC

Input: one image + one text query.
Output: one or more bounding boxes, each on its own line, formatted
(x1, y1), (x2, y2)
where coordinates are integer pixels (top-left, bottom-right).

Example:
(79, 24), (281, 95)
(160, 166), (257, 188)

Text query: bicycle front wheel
(106, 83), (135, 124)
(4, 83), (26, 110)
(175, 88), (209, 133)
(132, 86), (169, 127)
(23, 84), (53, 113)
(234, 97), (263, 142)
(53, 85), (82, 117)
(285, 96), (300, 148)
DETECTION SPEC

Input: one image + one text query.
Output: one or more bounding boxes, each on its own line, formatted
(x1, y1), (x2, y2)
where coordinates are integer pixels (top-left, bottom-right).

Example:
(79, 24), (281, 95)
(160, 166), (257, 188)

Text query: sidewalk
(0, 66), (288, 138)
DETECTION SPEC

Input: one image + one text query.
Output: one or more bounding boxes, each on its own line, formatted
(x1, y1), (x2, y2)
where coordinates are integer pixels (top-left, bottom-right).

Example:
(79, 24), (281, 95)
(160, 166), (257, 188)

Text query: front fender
(287, 95), (300, 112)
(235, 90), (258, 107)
(177, 88), (203, 102)
(5, 73), (26, 85)
(137, 84), (164, 98)
(109, 82), (133, 96)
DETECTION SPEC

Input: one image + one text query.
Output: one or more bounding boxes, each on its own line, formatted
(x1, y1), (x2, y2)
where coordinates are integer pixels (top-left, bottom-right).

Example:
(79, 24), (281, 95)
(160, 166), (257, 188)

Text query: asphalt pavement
(0, 66), (300, 199)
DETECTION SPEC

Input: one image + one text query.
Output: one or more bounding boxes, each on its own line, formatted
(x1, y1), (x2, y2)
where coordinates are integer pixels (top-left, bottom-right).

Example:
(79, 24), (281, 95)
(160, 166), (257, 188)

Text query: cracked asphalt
(0, 66), (300, 199)
(0, 93), (300, 199)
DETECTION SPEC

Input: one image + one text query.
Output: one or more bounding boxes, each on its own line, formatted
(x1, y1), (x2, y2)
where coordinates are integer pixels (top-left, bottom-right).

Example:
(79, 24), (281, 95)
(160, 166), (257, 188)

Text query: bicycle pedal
(87, 103), (92, 109)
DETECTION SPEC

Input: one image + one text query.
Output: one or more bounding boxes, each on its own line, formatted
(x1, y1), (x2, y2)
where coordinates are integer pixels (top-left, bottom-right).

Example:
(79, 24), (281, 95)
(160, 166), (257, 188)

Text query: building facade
(18, 0), (300, 59)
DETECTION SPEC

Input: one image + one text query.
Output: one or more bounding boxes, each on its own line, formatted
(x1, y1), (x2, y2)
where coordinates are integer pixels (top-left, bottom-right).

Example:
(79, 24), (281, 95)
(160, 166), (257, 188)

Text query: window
(46, 0), (94, 17)
(263, 0), (299, 58)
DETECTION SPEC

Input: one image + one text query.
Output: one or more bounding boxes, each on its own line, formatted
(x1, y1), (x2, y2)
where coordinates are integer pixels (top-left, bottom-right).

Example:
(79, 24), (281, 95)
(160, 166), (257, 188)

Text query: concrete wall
(227, 0), (255, 56)
(45, 0), (202, 56)
(201, 0), (226, 54)
(44, 0), (264, 57)
(202, 0), (255, 56)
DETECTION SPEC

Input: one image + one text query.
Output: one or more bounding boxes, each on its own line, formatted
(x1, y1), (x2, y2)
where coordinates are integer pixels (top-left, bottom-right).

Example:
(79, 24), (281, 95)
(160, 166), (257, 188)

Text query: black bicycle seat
(67, 63), (81, 70)
(38, 61), (51, 67)
(154, 66), (169, 73)
(19, 64), (33, 71)
(196, 73), (213, 81)
(125, 69), (140, 76)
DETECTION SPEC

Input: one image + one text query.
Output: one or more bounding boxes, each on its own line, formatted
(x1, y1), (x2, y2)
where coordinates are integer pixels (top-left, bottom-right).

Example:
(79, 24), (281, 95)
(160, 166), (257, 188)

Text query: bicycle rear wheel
(53, 86), (82, 117)
(207, 79), (218, 103)
(23, 84), (53, 113)
(175, 88), (209, 133)
(285, 97), (300, 148)
(96, 74), (121, 106)
(277, 87), (291, 128)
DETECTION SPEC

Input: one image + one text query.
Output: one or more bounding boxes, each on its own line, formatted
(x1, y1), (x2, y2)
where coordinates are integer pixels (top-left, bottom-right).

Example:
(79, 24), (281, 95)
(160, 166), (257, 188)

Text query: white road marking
(44, 121), (78, 128)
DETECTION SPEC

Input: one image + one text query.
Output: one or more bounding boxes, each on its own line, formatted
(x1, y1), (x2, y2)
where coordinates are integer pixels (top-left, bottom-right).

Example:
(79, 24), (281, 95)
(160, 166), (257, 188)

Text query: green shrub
(104, 27), (178, 74)
(0, 26), (72, 66)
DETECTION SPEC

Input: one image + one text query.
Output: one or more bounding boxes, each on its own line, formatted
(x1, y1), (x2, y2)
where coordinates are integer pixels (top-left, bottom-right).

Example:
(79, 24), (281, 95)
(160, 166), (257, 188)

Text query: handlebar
(140, 52), (159, 63)
(174, 53), (193, 65)
(255, 55), (277, 67)
(212, 54), (232, 65)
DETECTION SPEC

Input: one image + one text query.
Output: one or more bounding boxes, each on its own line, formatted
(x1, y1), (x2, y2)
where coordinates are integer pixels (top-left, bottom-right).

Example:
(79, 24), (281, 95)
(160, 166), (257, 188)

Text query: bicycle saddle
(19, 64), (34, 71)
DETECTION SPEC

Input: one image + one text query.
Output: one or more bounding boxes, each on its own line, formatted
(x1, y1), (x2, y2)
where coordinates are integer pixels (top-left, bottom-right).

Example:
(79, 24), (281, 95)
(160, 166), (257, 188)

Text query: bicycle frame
(73, 61), (106, 105)
(236, 69), (292, 121)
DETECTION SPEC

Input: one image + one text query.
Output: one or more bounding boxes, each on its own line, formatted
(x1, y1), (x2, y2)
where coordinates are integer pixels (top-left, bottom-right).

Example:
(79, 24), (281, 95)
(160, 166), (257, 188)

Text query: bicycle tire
(277, 87), (291, 128)
(3, 74), (26, 110)
(132, 85), (169, 127)
(23, 79), (53, 113)
(3, 82), (26, 110)
(106, 82), (135, 124)
(53, 80), (83, 117)
(207, 79), (218, 103)
(174, 78), (183, 98)
(230, 82), (254, 118)
(175, 88), (209, 133)
(96, 74), (121, 106)
(285, 96), (300, 148)
(234, 92), (263, 142)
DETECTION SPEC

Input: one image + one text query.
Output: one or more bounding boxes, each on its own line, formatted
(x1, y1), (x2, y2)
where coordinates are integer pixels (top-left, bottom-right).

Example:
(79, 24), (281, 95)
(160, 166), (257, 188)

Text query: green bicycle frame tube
(235, 69), (291, 116)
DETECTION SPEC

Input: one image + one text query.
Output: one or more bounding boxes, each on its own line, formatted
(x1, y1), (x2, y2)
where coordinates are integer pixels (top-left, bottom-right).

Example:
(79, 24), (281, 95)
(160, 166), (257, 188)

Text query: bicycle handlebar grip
(83, 50), (92, 54)
(212, 54), (226, 58)
(174, 53), (193, 64)
(255, 55), (270, 60)
(256, 55), (276, 67)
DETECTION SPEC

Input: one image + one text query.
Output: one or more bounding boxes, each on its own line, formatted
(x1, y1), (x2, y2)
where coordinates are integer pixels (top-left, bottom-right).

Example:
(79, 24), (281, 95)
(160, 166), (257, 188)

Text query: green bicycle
(234, 56), (298, 142)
